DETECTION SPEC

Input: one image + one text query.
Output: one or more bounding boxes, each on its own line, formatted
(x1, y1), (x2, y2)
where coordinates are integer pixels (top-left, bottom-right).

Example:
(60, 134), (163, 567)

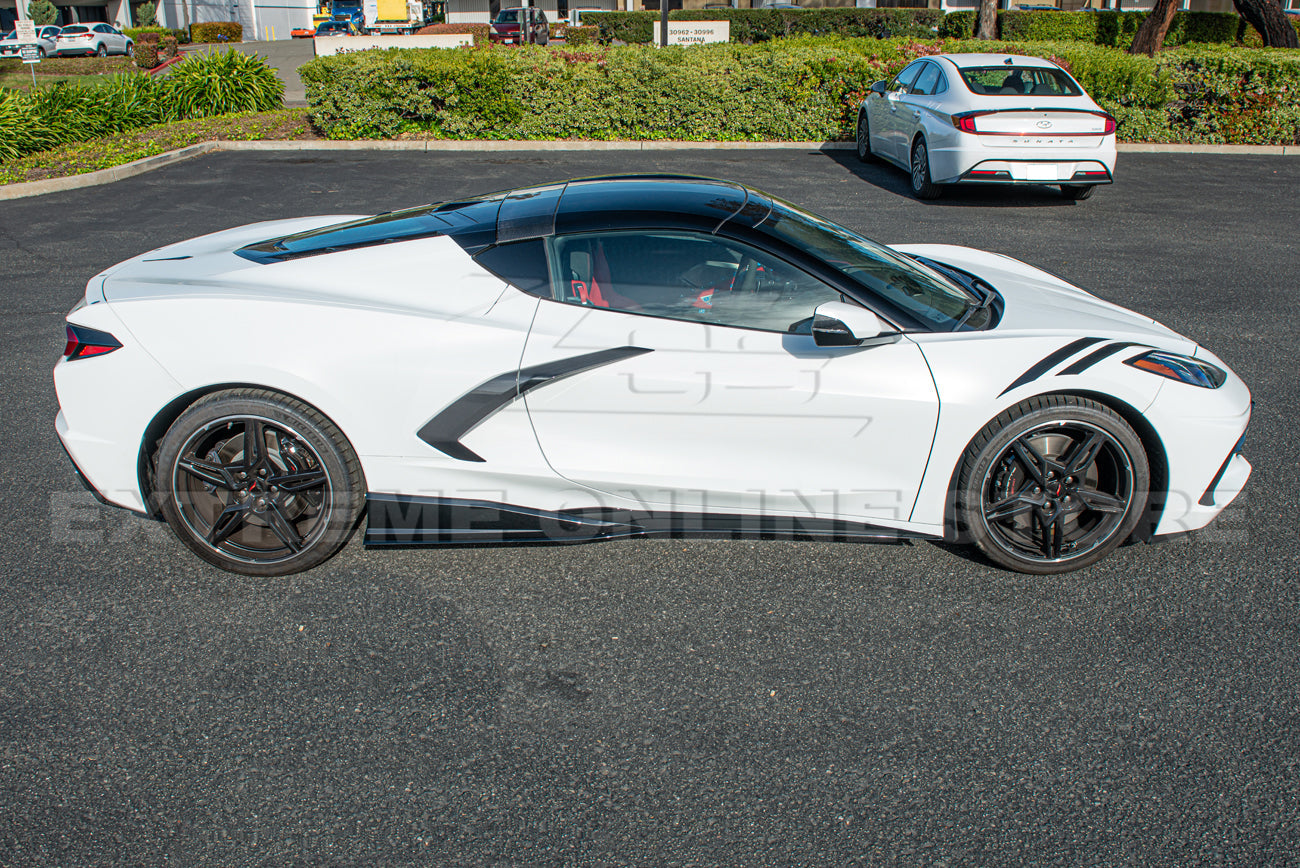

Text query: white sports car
(856, 53), (1117, 200)
(54, 176), (1250, 576)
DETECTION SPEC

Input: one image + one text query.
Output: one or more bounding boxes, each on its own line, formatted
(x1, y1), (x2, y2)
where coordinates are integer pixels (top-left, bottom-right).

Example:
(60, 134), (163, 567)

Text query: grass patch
(0, 108), (315, 185)
(0, 56), (138, 76)
(0, 72), (131, 90)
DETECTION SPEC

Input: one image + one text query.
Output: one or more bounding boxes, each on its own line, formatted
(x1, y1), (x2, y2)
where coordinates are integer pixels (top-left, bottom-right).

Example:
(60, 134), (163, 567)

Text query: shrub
(133, 41), (160, 69)
(166, 49), (283, 118)
(125, 25), (166, 41)
(190, 21), (243, 44)
(942, 9), (1243, 47)
(416, 22), (489, 44)
(565, 25), (598, 46)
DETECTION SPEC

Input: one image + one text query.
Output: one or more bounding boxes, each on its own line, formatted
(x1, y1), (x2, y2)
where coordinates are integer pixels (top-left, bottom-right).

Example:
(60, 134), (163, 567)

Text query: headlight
(1124, 350), (1226, 389)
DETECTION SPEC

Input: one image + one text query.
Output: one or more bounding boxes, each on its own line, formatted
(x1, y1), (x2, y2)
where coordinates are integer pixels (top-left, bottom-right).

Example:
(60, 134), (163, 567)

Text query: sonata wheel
(957, 396), (1149, 574)
(156, 389), (364, 576)
(909, 138), (942, 200)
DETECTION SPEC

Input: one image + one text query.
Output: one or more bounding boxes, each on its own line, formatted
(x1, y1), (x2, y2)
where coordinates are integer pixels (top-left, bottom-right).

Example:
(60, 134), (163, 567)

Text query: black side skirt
(364, 494), (936, 547)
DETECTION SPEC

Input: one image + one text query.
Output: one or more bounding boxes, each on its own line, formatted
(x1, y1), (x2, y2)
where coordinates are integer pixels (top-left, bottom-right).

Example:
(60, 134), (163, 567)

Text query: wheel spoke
(986, 493), (1039, 522)
(243, 419), (267, 468)
(264, 501), (304, 553)
(1073, 487), (1127, 514)
(1063, 432), (1105, 478)
(208, 501), (249, 546)
(1035, 509), (1064, 560)
(178, 457), (237, 490)
(268, 468), (327, 493)
(1010, 438), (1050, 487)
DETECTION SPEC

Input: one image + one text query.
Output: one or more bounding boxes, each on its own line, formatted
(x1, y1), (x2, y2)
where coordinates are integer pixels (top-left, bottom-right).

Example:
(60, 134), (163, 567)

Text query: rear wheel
(155, 389), (365, 576)
(95, 43), (106, 57)
(910, 138), (942, 200)
(1060, 184), (1096, 200)
(855, 110), (875, 163)
(956, 395), (1149, 575)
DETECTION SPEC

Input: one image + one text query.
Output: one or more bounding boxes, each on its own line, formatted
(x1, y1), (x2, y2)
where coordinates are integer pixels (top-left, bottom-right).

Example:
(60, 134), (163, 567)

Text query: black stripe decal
(1057, 342), (1149, 376)
(418, 346), (653, 462)
(998, 337), (1106, 397)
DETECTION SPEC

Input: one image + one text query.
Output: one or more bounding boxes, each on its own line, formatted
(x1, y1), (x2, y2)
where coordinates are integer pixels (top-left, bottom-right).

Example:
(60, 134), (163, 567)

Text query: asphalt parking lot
(2, 151), (1298, 865)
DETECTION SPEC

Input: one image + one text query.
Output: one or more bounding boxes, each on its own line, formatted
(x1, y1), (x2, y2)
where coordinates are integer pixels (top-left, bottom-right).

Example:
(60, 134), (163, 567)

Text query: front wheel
(910, 138), (942, 200)
(955, 395), (1149, 575)
(1060, 184), (1096, 201)
(155, 389), (365, 576)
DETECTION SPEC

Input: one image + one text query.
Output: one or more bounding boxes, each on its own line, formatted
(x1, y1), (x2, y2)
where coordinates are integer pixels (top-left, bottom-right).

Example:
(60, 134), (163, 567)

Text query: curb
(2, 139), (1296, 201)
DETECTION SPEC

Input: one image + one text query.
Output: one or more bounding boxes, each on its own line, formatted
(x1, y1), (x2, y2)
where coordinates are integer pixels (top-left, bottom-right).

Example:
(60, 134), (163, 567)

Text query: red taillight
(63, 324), (122, 361)
(1097, 113), (1117, 134)
(951, 111), (995, 134)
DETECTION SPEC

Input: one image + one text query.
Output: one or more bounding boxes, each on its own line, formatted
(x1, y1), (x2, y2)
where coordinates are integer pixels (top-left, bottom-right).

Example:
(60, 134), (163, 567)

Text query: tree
(135, 1), (159, 27)
(27, 0), (59, 26)
(1129, 0), (1178, 55)
(976, 0), (998, 39)
(1233, 0), (1299, 47)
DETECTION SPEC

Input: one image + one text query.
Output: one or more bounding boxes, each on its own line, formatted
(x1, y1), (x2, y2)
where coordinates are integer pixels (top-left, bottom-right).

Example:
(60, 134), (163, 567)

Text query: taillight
(951, 111), (994, 134)
(63, 324), (122, 360)
(1094, 112), (1117, 134)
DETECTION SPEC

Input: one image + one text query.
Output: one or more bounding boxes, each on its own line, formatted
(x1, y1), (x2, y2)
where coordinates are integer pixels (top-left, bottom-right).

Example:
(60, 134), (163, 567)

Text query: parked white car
(857, 53), (1117, 201)
(53, 23), (133, 57)
(0, 25), (61, 57)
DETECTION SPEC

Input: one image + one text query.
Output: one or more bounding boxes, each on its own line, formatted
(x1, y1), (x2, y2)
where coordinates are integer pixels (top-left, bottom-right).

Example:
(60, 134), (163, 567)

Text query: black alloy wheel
(957, 395), (1149, 574)
(155, 389), (364, 576)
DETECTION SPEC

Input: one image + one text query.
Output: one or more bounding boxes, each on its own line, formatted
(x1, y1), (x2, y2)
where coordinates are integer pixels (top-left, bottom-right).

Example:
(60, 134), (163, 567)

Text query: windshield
(958, 65), (1082, 97)
(760, 199), (984, 331)
(494, 9), (520, 21)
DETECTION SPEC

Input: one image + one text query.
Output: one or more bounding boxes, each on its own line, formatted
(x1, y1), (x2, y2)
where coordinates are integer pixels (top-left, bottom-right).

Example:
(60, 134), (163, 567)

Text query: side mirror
(812, 301), (896, 347)
(870, 80), (887, 95)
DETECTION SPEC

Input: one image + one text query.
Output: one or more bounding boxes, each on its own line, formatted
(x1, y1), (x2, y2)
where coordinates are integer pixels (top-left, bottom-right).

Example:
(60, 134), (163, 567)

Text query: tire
(37, 47), (46, 58)
(955, 395), (1149, 575)
(855, 109), (875, 164)
(909, 137), (942, 200)
(95, 43), (107, 57)
(154, 389), (365, 577)
(1060, 184), (1095, 201)
(123, 40), (133, 57)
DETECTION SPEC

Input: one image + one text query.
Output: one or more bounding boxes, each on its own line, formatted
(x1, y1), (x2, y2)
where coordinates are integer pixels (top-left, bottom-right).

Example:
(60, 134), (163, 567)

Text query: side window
(545, 231), (842, 334)
(888, 62), (923, 94)
(933, 67), (948, 94)
(474, 239), (550, 297)
(911, 63), (941, 96)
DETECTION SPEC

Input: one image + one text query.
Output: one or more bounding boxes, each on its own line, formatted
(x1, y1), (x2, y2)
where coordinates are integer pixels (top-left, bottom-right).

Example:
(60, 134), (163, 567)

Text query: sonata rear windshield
(760, 200), (988, 331)
(958, 66), (1082, 97)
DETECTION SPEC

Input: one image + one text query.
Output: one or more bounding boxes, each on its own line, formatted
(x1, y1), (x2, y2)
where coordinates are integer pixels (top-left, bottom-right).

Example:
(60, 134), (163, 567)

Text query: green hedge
(125, 25), (189, 43)
(299, 38), (1300, 147)
(0, 50), (282, 162)
(564, 25), (599, 46)
(583, 8), (942, 44)
(939, 10), (1243, 46)
(190, 21), (242, 43)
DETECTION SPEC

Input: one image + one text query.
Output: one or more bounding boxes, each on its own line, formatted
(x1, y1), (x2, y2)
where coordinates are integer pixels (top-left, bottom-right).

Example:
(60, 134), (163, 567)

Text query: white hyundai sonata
(856, 53), (1117, 200)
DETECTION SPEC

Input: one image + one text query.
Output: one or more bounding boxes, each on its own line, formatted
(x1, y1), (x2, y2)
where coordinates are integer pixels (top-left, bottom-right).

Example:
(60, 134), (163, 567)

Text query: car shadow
(820, 149), (1086, 208)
